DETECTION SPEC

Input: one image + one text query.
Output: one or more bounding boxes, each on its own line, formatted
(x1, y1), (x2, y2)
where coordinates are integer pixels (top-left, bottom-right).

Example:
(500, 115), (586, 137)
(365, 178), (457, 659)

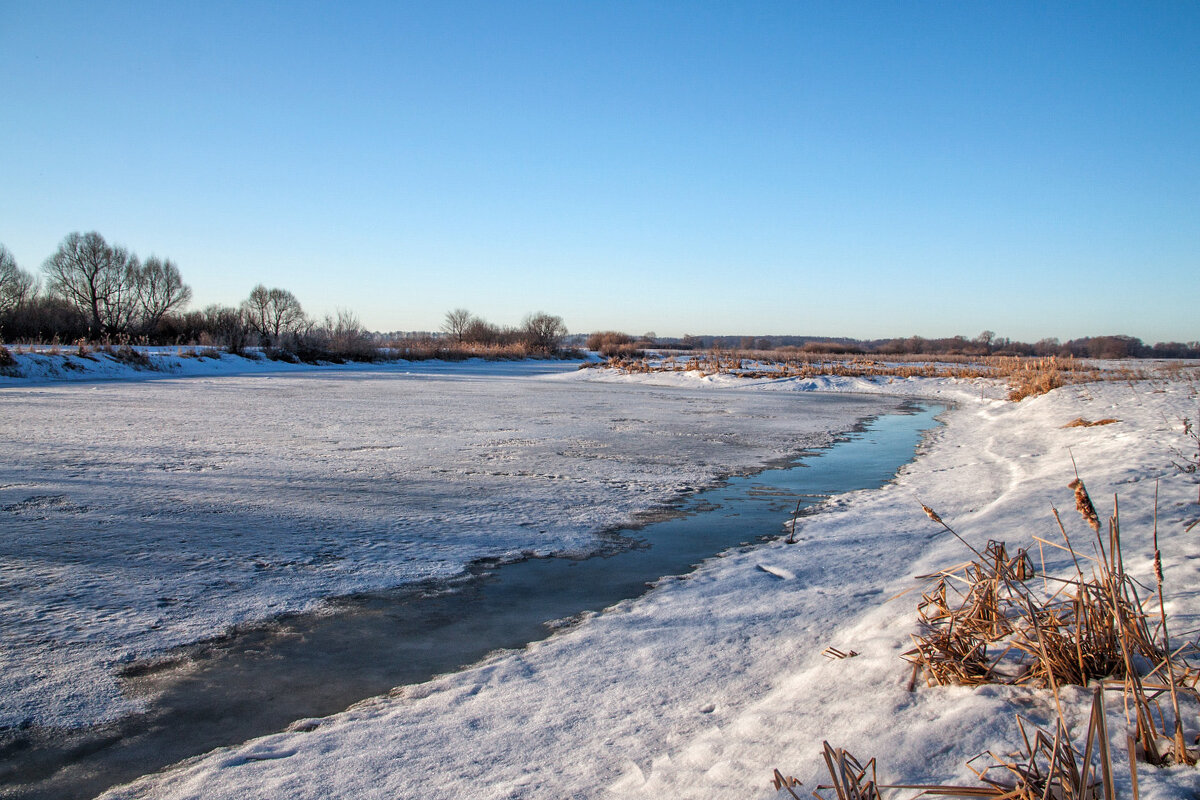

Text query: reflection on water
(1, 404), (943, 800)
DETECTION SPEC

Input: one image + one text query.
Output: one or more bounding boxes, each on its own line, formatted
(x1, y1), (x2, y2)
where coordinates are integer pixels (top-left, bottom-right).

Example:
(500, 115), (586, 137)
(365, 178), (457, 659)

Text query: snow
(0, 356), (893, 732)
(0, 347), (582, 386)
(5, 354), (1200, 799)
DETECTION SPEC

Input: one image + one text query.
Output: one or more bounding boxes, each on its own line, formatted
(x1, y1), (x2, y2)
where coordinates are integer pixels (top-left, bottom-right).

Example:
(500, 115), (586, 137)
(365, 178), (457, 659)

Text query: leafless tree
(322, 309), (375, 359)
(522, 311), (567, 354)
(463, 316), (500, 345)
(0, 244), (37, 316)
(203, 304), (251, 353)
(42, 231), (140, 337)
(443, 308), (473, 343)
(243, 284), (307, 344)
(137, 256), (192, 333)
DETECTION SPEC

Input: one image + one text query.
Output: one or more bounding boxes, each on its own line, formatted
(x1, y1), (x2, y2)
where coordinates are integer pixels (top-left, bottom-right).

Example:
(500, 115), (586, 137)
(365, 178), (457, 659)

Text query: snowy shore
(5, 354), (1199, 799)
(105, 370), (1200, 800)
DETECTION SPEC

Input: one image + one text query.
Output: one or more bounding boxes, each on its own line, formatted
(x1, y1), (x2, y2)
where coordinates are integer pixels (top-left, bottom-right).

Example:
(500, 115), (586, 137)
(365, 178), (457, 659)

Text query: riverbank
(0, 347), (590, 386)
(79, 368), (1200, 799)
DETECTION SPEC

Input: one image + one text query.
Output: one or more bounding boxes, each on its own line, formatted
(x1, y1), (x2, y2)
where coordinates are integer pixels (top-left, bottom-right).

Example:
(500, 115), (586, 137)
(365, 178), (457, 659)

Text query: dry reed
(773, 472), (1199, 797)
(793, 688), (1119, 800)
(607, 352), (1115, 400)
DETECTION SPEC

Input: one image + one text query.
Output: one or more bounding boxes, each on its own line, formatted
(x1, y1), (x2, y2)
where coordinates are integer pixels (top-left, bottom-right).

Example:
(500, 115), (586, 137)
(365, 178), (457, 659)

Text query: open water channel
(2, 403), (944, 800)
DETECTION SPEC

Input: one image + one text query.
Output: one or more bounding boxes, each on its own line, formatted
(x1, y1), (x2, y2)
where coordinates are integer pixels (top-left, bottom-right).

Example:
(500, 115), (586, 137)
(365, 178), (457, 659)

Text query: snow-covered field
(4, 353), (1200, 799)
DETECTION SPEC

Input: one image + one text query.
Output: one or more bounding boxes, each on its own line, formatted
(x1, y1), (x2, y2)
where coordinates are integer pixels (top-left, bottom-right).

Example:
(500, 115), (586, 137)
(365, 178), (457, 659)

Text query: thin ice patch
(3, 495), (89, 517)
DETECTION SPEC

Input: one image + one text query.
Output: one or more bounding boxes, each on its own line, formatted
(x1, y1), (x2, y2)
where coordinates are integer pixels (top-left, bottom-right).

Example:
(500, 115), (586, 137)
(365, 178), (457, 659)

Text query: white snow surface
(5, 353), (1200, 799)
(1, 355), (897, 731)
(86, 367), (1200, 800)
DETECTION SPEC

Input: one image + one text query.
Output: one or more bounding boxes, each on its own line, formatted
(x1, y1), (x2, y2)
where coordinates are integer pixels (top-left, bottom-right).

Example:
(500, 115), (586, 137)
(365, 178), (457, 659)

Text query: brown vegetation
(776, 477), (1199, 798)
(586, 331), (645, 358)
(602, 351), (1120, 401)
(804, 691), (1118, 800)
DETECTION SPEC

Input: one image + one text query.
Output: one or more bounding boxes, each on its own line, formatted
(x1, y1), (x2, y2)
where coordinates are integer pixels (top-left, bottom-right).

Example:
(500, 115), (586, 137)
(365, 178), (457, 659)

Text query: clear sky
(2, 2), (1197, 342)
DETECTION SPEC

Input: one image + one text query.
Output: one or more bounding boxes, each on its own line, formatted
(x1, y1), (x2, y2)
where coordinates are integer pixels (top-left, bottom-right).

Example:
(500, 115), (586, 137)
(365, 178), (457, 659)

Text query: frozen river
(0, 365), (894, 740)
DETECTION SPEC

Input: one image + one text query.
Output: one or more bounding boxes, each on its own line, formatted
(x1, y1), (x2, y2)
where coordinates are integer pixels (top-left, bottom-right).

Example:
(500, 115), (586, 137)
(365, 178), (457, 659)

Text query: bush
(103, 341), (153, 369)
(586, 331), (644, 358)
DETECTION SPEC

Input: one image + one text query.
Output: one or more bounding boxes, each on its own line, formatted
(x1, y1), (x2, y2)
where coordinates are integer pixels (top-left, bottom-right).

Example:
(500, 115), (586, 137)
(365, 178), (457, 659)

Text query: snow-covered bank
(0, 365), (895, 732)
(0, 348), (583, 386)
(92, 372), (1200, 800)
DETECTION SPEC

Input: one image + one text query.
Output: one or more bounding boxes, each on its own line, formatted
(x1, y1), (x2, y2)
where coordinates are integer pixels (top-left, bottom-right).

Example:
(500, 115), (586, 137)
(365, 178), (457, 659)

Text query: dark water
(0, 403), (943, 800)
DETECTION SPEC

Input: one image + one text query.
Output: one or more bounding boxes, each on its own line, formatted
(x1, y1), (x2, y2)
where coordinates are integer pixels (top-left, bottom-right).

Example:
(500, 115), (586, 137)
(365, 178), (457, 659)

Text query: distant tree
(522, 312), (567, 354)
(243, 284), (307, 344)
(463, 316), (500, 345)
(443, 308), (473, 343)
(586, 331), (641, 357)
(1032, 337), (1061, 357)
(0, 244), (37, 316)
(1085, 335), (1143, 360)
(42, 231), (141, 337)
(137, 256), (192, 333)
(320, 309), (376, 360)
(203, 304), (250, 353)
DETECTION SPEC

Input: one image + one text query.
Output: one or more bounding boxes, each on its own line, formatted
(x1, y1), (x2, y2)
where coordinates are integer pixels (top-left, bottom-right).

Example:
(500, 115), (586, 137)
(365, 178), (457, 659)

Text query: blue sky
(2, 2), (1197, 342)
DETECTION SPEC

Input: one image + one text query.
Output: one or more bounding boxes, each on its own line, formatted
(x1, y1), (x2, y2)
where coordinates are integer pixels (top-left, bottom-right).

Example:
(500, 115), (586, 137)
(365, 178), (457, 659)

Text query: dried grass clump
(782, 476), (1200, 799)
(964, 697), (1113, 800)
(772, 472), (1195, 796)
(103, 340), (154, 368)
(812, 744), (883, 800)
(800, 689), (1115, 800)
(905, 485), (1173, 693)
(907, 477), (1199, 770)
(1063, 418), (1120, 428)
(1006, 357), (1071, 401)
(0, 343), (14, 368)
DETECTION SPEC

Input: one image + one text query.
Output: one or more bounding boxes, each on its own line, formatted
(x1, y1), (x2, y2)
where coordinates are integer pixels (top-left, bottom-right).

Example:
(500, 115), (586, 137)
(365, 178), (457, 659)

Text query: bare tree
(104, 254), (144, 336)
(463, 316), (500, 345)
(137, 256), (192, 333)
(203, 304), (251, 354)
(522, 311), (567, 354)
(974, 330), (996, 354)
(242, 284), (307, 344)
(0, 244), (37, 316)
(323, 309), (375, 359)
(442, 308), (473, 343)
(42, 231), (139, 337)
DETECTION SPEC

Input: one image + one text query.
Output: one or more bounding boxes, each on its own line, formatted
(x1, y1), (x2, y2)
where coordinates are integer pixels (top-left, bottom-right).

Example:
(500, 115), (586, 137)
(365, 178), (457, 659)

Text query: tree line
(6, 232), (1191, 361)
(0, 232), (320, 348)
(651, 331), (1200, 360)
(0, 232), (573, 360)
(441, 308), (568, 354)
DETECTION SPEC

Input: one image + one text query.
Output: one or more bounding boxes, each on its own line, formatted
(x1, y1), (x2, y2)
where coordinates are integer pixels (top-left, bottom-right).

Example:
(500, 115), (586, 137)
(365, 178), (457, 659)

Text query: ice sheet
(1, 360), (890, 731)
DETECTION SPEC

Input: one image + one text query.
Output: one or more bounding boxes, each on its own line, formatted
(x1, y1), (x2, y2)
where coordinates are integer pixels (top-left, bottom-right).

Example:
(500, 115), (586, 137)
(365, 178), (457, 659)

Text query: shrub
(587, 331), (644, 358)
(104, 341), (153, 369)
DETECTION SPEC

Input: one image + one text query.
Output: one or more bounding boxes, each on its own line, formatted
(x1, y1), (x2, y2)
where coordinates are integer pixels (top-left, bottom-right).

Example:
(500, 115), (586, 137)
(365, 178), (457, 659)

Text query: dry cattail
(1068, 478), (1101, 532)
